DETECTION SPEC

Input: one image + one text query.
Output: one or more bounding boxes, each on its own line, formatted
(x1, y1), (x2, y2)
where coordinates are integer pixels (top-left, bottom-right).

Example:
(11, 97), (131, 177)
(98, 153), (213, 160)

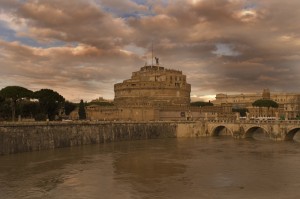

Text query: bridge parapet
(207, 119), (300, 125)
(207, 120), (238, 124)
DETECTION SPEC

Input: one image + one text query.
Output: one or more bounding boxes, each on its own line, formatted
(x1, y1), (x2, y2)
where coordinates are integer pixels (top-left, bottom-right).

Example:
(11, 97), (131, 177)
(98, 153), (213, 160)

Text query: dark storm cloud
(99, 0), (149, 16)
(15, 0), (132, 48)
(0, 0), (300, 101)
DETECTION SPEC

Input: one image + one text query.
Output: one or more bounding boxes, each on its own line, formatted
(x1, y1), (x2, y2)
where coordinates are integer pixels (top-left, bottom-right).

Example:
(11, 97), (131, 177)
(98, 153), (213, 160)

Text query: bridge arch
(211, 125), (233, 137)
(244, 126), (270, 140)
(285, 128), (300, 141)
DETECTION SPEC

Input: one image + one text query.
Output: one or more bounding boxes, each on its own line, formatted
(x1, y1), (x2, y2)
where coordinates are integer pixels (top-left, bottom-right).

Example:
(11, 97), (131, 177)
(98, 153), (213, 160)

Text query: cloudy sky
(0, 0), (299, 102)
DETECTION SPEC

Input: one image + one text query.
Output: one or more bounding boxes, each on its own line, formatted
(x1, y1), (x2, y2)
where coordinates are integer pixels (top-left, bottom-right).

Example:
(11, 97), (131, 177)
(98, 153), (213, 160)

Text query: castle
(70, 63), (300, 121)
(70, 62), (224, 121)
(114, 65), (191, 107)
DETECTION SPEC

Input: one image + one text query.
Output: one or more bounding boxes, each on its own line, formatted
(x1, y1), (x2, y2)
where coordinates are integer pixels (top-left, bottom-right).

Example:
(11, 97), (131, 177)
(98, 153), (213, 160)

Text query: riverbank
(0, 121), (194, 155)
(2, 120), (299, 155)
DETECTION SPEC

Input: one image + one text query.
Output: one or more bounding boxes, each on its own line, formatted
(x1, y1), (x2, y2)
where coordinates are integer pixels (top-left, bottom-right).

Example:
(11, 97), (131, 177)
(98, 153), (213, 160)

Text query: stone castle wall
(78, 105), (224, 121)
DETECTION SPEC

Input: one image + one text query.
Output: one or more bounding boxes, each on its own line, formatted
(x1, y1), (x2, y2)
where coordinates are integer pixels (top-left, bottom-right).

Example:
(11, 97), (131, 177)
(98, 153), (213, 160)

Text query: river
(1, 137), (300, 199)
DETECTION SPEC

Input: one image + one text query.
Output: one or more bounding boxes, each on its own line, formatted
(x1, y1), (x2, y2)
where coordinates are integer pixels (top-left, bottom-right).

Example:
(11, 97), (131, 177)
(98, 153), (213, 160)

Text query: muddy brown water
(1, 136), (300, 199)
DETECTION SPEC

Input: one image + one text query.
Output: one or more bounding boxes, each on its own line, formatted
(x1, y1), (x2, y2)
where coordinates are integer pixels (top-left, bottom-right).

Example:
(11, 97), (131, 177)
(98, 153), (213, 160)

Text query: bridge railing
(206, 119), (300, 125)
(207, 120), (238, 124)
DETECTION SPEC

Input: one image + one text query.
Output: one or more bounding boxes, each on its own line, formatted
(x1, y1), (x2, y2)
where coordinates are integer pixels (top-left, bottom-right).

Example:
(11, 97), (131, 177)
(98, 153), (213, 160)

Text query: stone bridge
(205, 119), (300, 141)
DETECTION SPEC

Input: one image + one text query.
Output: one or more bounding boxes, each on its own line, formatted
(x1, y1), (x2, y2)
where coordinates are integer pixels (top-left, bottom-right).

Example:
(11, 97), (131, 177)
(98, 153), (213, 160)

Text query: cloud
(99, 0), (149, 16)
(12, 0), (133, 48)
(0, 39), (143, 100)
(0, 0), (300, 101)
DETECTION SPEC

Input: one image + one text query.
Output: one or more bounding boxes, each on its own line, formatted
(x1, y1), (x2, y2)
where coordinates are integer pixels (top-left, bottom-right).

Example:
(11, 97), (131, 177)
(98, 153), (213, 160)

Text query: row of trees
(232, 99), (279, 117)
(252, 99), (279, 108)
(0, 86), (77, 121)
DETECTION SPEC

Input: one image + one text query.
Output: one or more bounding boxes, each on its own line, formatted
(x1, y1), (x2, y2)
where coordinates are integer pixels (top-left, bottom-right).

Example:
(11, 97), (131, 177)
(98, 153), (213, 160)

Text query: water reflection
(1, 138), (300, 199)
(111, 140), (187, 198)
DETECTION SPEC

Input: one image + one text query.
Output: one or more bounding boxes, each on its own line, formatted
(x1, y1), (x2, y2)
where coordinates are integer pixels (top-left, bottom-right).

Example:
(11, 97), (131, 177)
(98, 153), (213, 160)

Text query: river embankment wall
(0, 121), (199, 155)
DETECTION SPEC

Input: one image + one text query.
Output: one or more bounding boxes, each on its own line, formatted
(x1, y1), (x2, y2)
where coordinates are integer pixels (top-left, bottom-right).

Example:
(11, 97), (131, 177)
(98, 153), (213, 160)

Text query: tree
(190, 101), (213, 107)
(0, 95), (4, 103)
(19, 101), (39, 119)
(34, 89), (65, 120)
(78, 99), (86, 120)
(0, 99), (11, 121)
(232, 108), (248, 117)
(0, 86), (33, 121)
(64, 101), (77, 115)
(252, 99), (279, 108)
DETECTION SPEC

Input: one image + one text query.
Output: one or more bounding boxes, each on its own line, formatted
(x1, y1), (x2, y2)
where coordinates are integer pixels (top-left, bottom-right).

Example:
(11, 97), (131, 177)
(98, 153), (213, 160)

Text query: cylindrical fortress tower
(114, 65), (191, 107)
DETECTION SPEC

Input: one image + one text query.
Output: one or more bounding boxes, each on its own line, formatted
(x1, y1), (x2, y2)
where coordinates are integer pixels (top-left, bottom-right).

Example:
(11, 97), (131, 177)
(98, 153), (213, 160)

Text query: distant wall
(0, 121), (181, 155)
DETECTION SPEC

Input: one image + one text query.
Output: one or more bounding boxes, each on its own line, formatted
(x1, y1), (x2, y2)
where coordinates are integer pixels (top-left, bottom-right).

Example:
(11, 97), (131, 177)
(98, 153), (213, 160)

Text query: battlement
(139, 65), (182, 74)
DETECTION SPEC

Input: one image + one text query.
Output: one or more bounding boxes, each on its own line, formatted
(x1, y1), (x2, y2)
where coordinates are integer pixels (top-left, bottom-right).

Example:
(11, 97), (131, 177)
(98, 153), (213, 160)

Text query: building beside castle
(212, 89), (300, 119)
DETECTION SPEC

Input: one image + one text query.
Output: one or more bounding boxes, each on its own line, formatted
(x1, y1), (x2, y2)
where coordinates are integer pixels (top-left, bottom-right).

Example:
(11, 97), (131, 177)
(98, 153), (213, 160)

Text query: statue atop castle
(155, 57), (159, 65)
